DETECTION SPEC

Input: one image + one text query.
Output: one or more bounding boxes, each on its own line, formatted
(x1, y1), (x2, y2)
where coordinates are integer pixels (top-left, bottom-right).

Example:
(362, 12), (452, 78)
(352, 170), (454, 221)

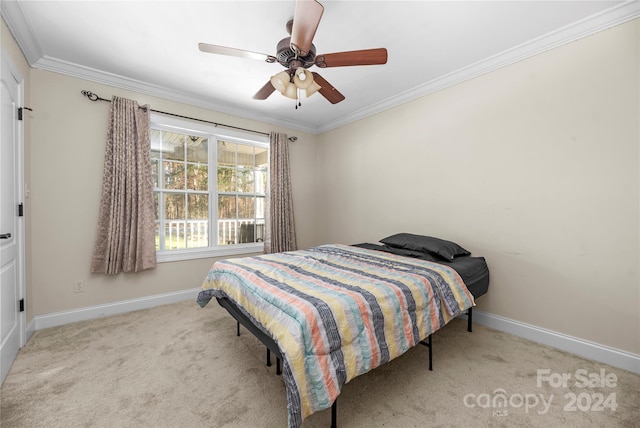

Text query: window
(150, 114), (269, 262)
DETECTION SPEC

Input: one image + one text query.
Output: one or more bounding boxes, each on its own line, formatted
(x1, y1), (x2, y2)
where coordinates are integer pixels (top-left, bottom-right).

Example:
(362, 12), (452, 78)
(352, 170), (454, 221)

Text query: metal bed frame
(216, 297), (474, 428)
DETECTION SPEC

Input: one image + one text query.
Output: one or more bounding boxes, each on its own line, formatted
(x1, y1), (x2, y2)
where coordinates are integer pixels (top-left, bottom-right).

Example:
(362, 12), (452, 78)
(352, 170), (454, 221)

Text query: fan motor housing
(276, 37), (316, 69)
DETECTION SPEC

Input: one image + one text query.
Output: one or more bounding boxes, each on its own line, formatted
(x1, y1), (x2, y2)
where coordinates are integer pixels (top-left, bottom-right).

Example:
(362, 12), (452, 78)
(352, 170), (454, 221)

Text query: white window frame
(150, 113), (269, 263)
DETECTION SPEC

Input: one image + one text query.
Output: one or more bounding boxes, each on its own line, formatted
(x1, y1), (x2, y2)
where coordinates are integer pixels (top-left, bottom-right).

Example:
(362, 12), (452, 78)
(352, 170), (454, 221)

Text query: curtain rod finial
(288, 136), (298, 142)
(81, 90), (100, 101)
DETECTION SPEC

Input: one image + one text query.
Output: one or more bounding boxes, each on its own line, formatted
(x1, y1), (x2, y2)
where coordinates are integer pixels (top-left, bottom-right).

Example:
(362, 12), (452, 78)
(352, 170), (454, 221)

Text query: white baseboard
(469, 309), (640, 375)
(33, 288), (201, 331)
(28, 291), (639, 375)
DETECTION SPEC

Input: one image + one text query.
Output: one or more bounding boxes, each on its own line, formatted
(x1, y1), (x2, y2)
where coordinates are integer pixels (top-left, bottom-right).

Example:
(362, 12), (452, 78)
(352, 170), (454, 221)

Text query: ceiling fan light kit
(199, 0), (388, 108)
(270, 69), (316, 106)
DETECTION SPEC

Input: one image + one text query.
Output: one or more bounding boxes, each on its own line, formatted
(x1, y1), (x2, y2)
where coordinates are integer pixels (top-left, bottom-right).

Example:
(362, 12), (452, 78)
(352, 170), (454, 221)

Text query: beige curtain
(90, 96), (156, 274)
(264, 132), (297, 253)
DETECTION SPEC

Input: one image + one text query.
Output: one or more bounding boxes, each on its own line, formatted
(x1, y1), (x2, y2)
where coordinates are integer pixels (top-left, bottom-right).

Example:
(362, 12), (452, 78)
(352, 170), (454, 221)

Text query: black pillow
(379, 233), (470, 261)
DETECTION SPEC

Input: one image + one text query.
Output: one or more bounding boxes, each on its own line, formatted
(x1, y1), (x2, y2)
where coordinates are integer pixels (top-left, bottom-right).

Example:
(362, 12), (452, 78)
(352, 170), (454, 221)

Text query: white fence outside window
(165, 219), (264, 247)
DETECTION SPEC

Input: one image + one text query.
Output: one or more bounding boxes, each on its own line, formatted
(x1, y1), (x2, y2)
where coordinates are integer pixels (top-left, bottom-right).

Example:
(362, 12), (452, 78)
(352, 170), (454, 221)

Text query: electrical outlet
(73, 280), (85, 293)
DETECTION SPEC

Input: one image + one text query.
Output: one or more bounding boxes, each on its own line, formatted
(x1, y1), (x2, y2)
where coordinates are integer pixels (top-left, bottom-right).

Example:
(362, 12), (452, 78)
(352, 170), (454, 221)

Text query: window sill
(156, 243), (264, 263)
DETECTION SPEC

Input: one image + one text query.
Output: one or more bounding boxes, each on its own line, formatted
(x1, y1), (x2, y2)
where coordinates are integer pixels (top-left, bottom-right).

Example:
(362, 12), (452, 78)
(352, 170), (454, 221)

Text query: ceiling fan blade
(198, 43), (276, 63)
(290, 0), (324, 57)
(315, 48), (388, 68)
(312, 72), (345, 104)
(253, 81), (276, 100)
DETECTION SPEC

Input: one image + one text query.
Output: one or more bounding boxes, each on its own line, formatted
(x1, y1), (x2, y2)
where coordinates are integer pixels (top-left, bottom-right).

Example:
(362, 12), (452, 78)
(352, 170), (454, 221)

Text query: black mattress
(353, 243), (490, 299)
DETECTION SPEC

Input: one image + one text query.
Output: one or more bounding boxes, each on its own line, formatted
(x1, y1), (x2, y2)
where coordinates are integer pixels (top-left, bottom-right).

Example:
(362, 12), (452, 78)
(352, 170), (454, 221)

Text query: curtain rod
(80, 90), (297, 142)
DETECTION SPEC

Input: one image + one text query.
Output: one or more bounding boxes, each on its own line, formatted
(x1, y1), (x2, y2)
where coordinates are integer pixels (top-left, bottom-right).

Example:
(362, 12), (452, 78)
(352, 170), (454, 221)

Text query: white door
(0, 53), (25, 384)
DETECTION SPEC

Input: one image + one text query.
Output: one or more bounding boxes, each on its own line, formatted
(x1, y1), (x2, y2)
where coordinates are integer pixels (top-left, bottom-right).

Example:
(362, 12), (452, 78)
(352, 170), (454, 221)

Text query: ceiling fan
(198, 0), (387, 106)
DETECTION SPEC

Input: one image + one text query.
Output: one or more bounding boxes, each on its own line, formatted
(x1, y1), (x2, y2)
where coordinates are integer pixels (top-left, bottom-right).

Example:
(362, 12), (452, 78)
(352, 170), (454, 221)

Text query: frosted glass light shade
(305, 80), (321, 97)
(283, 82), (298, 99)
(270, 71), (290, 93)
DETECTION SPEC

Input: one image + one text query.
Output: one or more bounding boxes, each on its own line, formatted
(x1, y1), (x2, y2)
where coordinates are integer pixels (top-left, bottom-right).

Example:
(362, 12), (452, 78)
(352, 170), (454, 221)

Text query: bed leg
(237, 321), (240, 337)
(331, 399), (337, 428)
(428, 335), (433, 371)
(467, 308), (473, 333)
(267, 348), (272, 367)
(419, 334), (433, 371)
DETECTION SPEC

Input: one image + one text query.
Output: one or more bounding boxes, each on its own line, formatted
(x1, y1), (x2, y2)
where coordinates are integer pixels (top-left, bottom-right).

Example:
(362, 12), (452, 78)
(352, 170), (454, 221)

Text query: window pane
(186, 220), (208, 248)
(238, 221), (255, 243)
(164, 221), (185, 250)
(255, 168), (267, 194)
(217, 167), (235, 192)
(237, 167), (254, 193)
(151, 129), (162, 159)
(186, 137), (208, 163)
(165, 193), (185, 219)
(162, 131), (185, 161)
(188, 194), (208, 219)
(238, 196), (254, 219)
(187, 164), (208, 191)
(255, 196), (265, 219)
(163, 161), (185, 190)
(218, 195), (236, 219)
(237, 144), (255, 167)
(218, 220), (236, 245)
(218, 141), (236, 165)
(255, 146), (268, 167)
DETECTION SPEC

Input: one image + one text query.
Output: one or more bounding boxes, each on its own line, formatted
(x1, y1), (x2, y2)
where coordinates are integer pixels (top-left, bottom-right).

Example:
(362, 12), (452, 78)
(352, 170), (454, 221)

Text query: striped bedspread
(197, 244), (475, 428)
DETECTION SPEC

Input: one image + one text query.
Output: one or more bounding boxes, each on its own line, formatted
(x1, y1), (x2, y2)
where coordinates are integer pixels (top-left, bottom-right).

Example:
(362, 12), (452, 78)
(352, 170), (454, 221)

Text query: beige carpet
(1, 300), (638, 427)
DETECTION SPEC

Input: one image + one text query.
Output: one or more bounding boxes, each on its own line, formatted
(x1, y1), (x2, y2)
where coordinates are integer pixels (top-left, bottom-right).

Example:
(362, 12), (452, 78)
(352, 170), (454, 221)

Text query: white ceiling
(2, 1), (637, 134)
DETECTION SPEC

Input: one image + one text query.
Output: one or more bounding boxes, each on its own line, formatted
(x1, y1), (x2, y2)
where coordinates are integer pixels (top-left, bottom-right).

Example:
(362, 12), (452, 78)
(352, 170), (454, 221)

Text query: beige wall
(317, 20), (639, 355)
(28, 70), (319, 316)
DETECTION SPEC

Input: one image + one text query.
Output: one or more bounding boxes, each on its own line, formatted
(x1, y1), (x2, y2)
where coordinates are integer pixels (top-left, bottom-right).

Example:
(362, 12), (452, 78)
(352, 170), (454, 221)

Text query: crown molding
(317, 0), (640, 134)
(33, 54), (319, 135)
(0, 0), (42, 65)
(4, 0), (638, 135)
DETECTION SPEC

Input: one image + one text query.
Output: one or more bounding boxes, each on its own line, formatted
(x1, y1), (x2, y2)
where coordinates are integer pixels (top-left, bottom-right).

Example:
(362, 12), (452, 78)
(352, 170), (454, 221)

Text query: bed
(197, 234), (489, 427)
